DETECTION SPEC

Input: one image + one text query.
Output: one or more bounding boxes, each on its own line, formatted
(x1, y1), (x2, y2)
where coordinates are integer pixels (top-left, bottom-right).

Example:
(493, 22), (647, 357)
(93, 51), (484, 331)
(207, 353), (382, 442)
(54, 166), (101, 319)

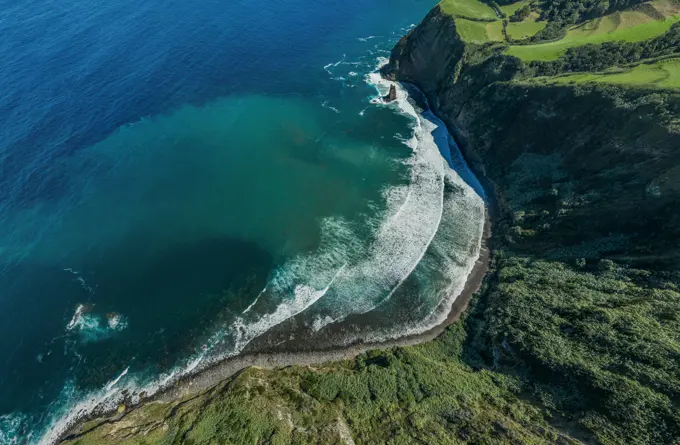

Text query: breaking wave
(27, 54), (484, 445)
(65, 305), (127, 342)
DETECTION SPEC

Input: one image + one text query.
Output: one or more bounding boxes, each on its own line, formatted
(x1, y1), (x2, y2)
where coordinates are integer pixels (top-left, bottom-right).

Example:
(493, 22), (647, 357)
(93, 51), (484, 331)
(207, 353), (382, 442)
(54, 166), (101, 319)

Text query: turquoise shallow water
(0, 1), (485, 443)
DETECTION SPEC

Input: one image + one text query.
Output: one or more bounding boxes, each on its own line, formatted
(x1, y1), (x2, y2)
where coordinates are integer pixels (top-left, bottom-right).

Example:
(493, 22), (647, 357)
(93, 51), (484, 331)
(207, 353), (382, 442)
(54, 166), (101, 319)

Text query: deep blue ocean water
(0, 1), (486, 443)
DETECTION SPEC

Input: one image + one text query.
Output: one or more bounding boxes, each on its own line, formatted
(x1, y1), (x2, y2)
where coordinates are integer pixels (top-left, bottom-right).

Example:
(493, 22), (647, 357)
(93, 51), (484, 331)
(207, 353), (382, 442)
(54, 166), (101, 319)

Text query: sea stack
(383, 84), (397, 102)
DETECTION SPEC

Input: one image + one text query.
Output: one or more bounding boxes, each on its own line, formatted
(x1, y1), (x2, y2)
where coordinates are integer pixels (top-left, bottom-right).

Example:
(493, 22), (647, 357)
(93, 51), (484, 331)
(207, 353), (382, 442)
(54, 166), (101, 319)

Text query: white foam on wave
(312, 315), (335, 332)
(363, 167), (485, 343)
(321, 100), (340, 114)
(104, 367), (129, 391)
(0, 412), (32, 445)
(36, 377), (138, 445)
(229, 263), (347, 353)
(63, 268), (95, 294)
(33, 56), (484, 445)
(303, 57), (485, 343)
(323, 55), (356, 75)
(65, 304), (86, 331)
(308, 58), (446, 318)
(107, 313), (127, 331)
(328, 61), (485, 343)
(243, 285), (267, 314)
(65, 305), (127, 343)
(323, 56), (366, 80)
(323, 59), (344, 75)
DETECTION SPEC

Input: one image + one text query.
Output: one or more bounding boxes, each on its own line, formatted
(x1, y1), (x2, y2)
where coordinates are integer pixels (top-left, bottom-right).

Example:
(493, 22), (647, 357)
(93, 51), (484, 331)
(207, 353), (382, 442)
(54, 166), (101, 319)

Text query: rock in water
(383, 85), (397, 102)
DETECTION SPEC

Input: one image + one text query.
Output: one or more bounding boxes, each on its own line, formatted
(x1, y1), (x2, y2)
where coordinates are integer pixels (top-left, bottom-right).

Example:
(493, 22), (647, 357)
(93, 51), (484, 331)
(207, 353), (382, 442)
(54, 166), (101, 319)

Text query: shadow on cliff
(404, 83), (487, 201)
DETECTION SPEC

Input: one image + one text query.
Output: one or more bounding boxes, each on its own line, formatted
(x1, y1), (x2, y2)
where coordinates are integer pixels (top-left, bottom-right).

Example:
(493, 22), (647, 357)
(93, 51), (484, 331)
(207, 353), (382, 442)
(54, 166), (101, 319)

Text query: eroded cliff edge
(383, 6), (680, 265)
(380, 7), (680, 443)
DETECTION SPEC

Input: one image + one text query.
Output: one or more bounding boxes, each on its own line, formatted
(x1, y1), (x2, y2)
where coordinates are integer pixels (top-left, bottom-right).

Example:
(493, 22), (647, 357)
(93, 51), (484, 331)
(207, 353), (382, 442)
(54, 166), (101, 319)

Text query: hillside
(61, 1), (680, 444)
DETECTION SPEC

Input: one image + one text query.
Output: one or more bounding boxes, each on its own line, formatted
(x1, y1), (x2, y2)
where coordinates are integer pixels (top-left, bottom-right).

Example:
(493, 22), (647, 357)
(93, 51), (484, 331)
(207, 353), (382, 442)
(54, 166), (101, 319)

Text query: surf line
(369, 170), (445, 315)
(243, 286), (267, 315)
(105, 367), (129, 391)
(346, 61), (446, 315)
(229, 263), (348, 354)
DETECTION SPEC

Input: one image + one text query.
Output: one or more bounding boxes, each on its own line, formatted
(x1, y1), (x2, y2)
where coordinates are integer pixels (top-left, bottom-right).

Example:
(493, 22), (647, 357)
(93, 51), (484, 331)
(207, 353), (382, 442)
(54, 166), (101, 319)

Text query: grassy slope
(506, 19), (547, 40)
(64, 317), (580, 445)
(506, 0), (680, 61)
(440, 0), (505, 43)
(486, 20), (506, 41)
(440, 0), (497, 20)
(533, 57), (680, 88)
(441, 0), (548, 43)
(484, 256), (680, 444)
(498, 0), (530, 16)
(456, 18), (505, 42)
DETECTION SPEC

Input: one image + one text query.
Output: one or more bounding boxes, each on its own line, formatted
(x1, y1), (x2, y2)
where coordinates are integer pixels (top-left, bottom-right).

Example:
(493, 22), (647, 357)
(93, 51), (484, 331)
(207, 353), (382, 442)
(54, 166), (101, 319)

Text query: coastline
(57, 78), (497, 442)
(161, 208), (491, 401)
(61, 207), (492, 442)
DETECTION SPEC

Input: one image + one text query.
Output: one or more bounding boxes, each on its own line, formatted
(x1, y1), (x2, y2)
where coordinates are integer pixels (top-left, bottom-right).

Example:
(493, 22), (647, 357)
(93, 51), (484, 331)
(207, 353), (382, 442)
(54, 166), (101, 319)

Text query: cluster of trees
(529, 22), (680, 75)
(528, 20), (567, 41)
(474, 255), (680, 444)
(500, 0), (650, 41)
(510, 4), (533, 21)
(539, 0), (647, 23)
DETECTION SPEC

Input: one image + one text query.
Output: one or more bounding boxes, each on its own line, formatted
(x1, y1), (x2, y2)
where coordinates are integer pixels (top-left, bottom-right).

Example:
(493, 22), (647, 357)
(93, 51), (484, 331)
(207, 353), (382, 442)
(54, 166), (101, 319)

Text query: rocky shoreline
(157, 209), (492, 403)
(61, 209), (492, 442)
(58, 96), (496, 443)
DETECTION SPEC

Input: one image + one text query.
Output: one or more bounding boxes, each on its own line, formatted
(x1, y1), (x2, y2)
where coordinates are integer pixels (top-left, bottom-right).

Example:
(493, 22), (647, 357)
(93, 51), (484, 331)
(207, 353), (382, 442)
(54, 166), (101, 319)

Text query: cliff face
(383, 7), (464, 95)
(384, 13), (680, 444)
(385, 8), (680, 265)
(383, 7), (521, 119)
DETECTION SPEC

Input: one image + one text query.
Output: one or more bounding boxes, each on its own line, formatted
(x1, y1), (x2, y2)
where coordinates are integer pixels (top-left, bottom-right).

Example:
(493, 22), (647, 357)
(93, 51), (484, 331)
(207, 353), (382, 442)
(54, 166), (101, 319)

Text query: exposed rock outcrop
(384, 6), (680, 265)
(382, 84), (397, 102)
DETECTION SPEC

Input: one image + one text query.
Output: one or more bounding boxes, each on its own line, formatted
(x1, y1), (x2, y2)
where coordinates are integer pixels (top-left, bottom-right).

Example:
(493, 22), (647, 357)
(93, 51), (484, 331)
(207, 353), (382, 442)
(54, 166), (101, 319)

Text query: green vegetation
(439, 0), (679, 62)
(526, 22), (680, 76)
(537, 0), (648, 25)
(440, 0), (498, 20)
(536, 57), (680, 87)
(481, 255), (680, 444)
(439, 0), (506, 43)
(499, 0), (531, 16)
(506, 0), (680, 61)
(64, 314), (580, 445)
(439, 0), (679, 47)
(457, 18), (505, 42)
(507, 19), (547, 39)
(509, 4), (532, 22)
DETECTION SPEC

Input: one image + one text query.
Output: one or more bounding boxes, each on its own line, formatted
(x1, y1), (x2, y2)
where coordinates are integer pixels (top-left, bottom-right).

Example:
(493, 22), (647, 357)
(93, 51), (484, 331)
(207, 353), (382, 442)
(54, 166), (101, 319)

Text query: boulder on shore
(383, 85), (397, 102)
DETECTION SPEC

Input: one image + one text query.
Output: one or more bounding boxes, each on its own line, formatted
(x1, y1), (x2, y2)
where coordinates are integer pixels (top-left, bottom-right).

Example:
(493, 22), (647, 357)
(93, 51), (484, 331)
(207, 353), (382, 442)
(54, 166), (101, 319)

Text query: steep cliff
(384, 7), (680, 444)
(383, 7), (522, 120)
(384, 6), (680, 266)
